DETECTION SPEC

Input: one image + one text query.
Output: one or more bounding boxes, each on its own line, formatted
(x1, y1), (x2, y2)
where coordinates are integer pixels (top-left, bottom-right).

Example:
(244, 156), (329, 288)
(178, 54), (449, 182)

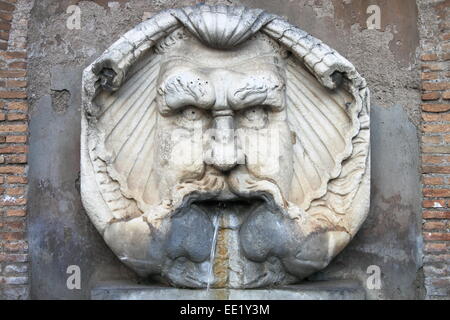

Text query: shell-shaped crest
(171, 4), (275, 48)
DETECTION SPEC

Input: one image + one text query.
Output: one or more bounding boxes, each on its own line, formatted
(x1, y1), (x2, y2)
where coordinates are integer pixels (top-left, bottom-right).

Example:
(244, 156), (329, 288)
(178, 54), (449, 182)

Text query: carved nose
(206, 112), (244, 172)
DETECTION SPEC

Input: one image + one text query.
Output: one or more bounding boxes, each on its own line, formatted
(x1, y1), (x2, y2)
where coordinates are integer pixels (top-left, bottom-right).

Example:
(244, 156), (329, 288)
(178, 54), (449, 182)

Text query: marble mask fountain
(81, 4), (370, 289)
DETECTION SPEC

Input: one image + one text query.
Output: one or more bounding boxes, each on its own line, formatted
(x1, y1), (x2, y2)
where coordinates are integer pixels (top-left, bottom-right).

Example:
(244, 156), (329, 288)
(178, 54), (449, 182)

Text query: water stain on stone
(213, 214), (230, 288)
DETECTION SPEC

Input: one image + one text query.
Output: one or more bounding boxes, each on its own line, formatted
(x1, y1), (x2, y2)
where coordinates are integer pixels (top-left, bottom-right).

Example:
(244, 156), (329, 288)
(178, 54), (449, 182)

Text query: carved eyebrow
(160, 75), (207, 100)
(234, 82), (269, 100)
(233, 77), (284, 100)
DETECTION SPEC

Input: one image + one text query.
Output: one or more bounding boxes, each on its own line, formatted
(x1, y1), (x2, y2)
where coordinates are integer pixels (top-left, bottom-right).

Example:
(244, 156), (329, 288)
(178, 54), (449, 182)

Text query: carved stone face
(81, 4), (370, 289)
(155, 34), (293, 204)
(150, 34), (298, 287)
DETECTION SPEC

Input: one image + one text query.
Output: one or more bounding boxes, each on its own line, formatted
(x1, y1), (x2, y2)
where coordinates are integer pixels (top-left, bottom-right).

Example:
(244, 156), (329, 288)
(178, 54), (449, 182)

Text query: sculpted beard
(160, 160), (296, 287)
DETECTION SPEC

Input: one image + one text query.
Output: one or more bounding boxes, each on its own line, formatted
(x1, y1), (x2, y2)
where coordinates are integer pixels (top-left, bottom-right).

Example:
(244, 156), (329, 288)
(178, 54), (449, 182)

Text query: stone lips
(81, 4), (370, 288)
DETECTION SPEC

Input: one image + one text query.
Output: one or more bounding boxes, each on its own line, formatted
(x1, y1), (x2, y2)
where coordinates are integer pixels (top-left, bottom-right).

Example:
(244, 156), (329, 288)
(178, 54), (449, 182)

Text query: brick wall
(419, 0), (450, 300)
(0, 0), (30, 300)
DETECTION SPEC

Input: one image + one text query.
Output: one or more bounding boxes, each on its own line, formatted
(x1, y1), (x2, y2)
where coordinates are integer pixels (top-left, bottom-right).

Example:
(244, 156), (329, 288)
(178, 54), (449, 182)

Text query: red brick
(444, 135), (450, 143)
(5, 135), (27, 143)
(423, 232), (450, 241)
(8, 61), (26, 68)
(423, 221), (447, 230)
(0, 1), (15, 12)
(424, 113), (450, 121)
(422, 92), (441, 100)
(4, 241), (28, 252)
(424, 242), (447, 252)
(6, 209), (26, 217)
(0, 70), (26, 78)
(423, 166), (450, 174)
(4, 220), (25, 231)
(0, 124), (27, 133)
(422, 124), (450, 133)
(422, 155), (450, 164)
(0, 91), (27, 99)
(7, 101), (28, 111)
(443, 91), (450, 100)
(0, 51), (26, 60)
(422, 64), (445, 72)
(5, 154), (26, 163)
(7, 61), (26, 69)
(6, 187), (25, 195)
(422, 104), (450, 112)
(6, 176), (27, 184)
(0, 232), (26, 241)
(422, 82), (450, 91)
(422, 146), (450, 153)
(0, 21), (11, 31)
(422, 72), (439, 81)
(422, 135), (442, 144)
(423, 176), (445, 185)
(423, 211), (450, 219)
(0, 166), (25, 174)
(6, 113), (27, 121)
(0, 12), (13, 21)
(0, 197), (27, 206)
(0, 30), (9, 41)
(421, 53), (439, 61)
(423, 188), (450, 197)
(422, 113), (442, 122)
(422, 199), (446, 208)
(0, 145), (27, 153)
(5, 80), (27, 88)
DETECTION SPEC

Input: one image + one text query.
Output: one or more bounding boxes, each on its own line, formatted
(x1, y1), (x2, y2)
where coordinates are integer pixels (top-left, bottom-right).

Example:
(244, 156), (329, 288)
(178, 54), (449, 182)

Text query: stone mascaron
(80, 4), (370, 288)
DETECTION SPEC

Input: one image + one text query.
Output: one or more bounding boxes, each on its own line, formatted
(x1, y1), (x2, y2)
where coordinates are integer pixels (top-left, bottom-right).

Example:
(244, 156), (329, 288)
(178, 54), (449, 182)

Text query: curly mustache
(169, 165), (287, 214)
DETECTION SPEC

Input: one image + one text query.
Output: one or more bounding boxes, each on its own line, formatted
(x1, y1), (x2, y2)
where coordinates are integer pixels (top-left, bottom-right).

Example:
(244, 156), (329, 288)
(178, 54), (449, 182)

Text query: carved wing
(92, 53), (161, 212)
(286, 57), (360, 211)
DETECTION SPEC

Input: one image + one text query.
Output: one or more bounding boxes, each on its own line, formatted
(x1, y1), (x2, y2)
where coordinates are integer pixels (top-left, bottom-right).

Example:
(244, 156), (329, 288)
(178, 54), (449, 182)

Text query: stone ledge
(91, 279), (365, 300)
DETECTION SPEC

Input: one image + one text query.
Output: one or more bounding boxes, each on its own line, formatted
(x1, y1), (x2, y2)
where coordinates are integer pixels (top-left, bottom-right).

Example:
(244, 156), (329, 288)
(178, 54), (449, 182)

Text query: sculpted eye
(181, 106), (203, 121)
(239, 107), (268, 129)
(176, 106), (207, 128)
(245, 107), (266, 121)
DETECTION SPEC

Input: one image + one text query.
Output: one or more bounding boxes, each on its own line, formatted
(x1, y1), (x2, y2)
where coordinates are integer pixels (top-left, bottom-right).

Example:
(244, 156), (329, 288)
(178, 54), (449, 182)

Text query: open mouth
(193, 198), (264, 219)
(165, 197), (266, 261)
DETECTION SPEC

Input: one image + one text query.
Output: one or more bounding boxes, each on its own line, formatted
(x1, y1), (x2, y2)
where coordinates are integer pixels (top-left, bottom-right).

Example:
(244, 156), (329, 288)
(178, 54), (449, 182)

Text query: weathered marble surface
(81, 4), (370, 289)
(91, 280), (365, 300)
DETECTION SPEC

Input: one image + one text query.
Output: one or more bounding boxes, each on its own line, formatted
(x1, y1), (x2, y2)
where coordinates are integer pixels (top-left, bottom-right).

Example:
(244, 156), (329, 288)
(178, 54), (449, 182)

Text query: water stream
(206, 213), (221, 291)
